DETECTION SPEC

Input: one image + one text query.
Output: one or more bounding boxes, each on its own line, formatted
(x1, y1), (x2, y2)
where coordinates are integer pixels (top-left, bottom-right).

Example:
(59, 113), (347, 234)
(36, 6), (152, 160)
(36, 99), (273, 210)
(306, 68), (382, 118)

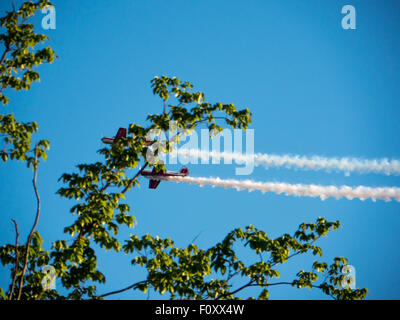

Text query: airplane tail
(115, 128), (127, 139)
(149, 179), (161, 189)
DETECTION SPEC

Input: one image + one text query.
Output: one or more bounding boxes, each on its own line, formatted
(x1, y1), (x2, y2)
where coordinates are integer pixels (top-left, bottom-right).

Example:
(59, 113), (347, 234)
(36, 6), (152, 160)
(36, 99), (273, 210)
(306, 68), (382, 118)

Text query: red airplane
(141, 166), (189, 189)
(101, 128), (152, 146)
(101, 127), (127, 145)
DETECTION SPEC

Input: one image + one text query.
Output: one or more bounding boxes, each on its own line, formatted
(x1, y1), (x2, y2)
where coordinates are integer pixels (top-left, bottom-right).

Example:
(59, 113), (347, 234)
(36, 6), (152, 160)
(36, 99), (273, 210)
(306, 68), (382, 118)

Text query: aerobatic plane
(101, 128), (152, 145)
(141, 167), (189, 189)
(101, 127), (127, 144)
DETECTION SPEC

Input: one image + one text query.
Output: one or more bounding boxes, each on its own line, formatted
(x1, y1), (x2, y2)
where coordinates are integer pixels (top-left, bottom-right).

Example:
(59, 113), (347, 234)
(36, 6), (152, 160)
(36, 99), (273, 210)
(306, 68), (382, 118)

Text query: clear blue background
(1, 0), (399, 299)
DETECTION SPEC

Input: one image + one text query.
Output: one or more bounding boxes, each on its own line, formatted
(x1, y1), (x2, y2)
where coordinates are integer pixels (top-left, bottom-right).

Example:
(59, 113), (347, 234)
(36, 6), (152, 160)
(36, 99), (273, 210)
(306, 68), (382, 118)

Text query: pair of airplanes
(102, 128), (189, 189)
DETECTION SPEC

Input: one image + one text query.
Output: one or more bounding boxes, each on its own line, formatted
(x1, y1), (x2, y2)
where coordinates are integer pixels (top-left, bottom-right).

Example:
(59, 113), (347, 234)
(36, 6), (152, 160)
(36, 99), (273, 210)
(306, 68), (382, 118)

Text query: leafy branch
(49, 75), (252, 299)
(119, 217), (367, 300)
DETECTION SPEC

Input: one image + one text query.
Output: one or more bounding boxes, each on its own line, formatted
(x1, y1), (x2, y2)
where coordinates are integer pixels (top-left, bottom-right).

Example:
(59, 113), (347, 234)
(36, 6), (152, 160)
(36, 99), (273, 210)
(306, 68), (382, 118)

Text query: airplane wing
(141, 166), (188, 189)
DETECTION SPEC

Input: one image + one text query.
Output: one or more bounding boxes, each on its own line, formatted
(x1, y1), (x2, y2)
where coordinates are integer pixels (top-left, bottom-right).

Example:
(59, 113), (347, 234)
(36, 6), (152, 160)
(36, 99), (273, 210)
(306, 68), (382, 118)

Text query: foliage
(0, 0), (54, 166)
(50, 76), (253, 299)
(0, 1), (367, 300)
(0, 232), (57, 300)
(122, 218), (367, 300)
(0, 0), (54, 103)
(0, 0), (54, 300)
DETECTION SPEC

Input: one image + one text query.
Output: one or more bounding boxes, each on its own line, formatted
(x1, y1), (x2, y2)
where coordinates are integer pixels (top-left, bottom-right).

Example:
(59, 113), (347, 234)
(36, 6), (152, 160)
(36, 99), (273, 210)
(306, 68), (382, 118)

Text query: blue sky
(1, 0), (400, 299)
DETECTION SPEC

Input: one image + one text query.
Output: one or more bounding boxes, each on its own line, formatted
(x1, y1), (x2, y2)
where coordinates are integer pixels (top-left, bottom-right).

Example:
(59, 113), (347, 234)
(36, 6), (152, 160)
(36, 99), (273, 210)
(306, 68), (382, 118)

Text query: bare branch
(17, 144), (41, 300)
(216, 280), (254, 300)
(100, 280), (149, 298)
(8, 218), (20, 300)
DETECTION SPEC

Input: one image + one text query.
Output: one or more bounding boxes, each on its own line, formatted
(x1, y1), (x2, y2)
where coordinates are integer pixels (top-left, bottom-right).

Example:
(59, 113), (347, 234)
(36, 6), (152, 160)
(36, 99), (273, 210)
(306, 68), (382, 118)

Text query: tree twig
(99, 280), (149, 298)
(9, 218), (20, 300)
(121, 162), (148, 194)
(0, 61), (15, 95)
(17, 144), (41, 300)
(0, 45), (10, 66)
(216, 280), (254, 300)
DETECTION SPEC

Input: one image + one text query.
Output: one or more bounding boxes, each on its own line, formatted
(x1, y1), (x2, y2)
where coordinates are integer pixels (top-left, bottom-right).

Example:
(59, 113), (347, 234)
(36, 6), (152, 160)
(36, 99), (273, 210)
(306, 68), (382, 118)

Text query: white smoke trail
(153, 175), (400, 202)
(177, 149), (400, 176)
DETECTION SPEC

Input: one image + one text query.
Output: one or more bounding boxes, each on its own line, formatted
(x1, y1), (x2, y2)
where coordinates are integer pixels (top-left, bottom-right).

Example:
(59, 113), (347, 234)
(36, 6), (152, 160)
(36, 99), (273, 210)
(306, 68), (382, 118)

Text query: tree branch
(69, 162), (148, 249)
(121, 162), (148, 194)
(17, 144), (41, 300)
(269, 251), (302, 268)
(0, 45), (10, 66)
(9, 218), (20, 300)
(216, 280), (254, 300)
(251, 281), (337, 300)
(99, 280), (149, 298)
(0, 60), (15, 95)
